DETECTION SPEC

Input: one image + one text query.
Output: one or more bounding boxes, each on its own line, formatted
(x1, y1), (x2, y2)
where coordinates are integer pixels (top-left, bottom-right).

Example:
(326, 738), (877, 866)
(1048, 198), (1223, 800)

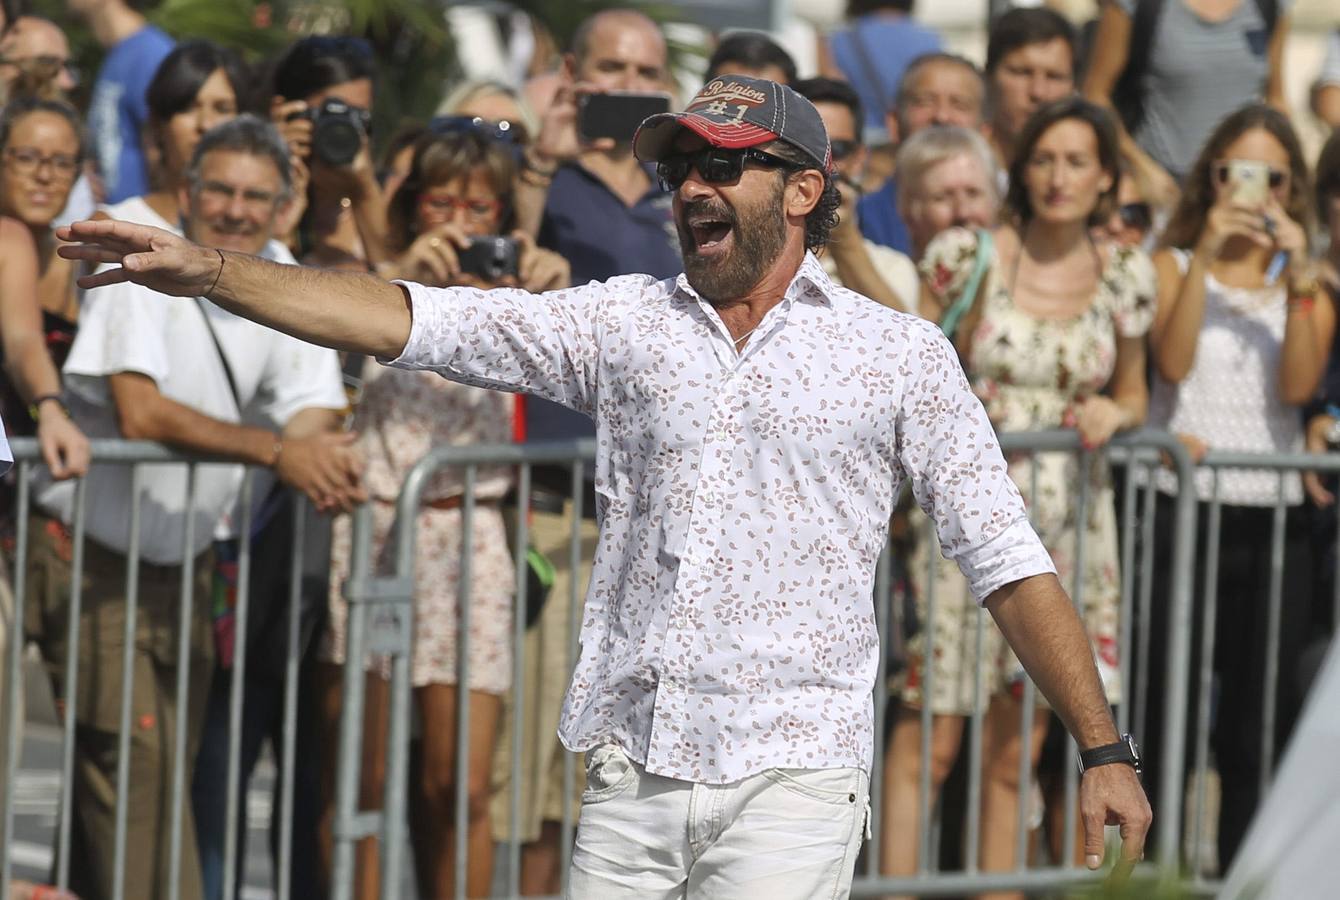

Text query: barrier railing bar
(331, 503), (373, 900)
(167, 464), (198, 900)
(277, 497), (306, 900)
(1062, 450), (1091, 868)
(1016, 453), (1041, 871)
(1191, 479), (1222, 879)
(222, 472), (255, 900)
(1116, 450), (1138, 737)
(0, 462), (30, 894)
(451, 467), (479, 900)
(965, 594), (985, 874)
(916, 514), (936, 876)
(1135, 469), (1156, 762)
(55, 477), (87, 892)
(506, 464), (532, 899)
(111, 464), (143, 900)
(1261, 474), (1287, 797)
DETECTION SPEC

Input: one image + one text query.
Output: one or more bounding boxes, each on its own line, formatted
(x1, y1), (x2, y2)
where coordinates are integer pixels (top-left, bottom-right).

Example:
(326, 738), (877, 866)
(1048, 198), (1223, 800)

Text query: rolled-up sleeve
(386, 276), (654, 418)
(894, 321), (1056, 603)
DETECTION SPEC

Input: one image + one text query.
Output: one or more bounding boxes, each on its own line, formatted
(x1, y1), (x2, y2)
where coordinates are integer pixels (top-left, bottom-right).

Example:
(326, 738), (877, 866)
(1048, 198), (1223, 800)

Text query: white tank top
(1148, 249), (1302, 506)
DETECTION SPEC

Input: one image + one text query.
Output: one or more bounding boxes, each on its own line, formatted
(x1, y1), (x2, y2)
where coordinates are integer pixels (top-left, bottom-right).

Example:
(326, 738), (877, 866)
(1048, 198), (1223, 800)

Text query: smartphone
(577, 91), (672, 143)
(1226, 160), (1270, 207)
(457, 236), (520, 281)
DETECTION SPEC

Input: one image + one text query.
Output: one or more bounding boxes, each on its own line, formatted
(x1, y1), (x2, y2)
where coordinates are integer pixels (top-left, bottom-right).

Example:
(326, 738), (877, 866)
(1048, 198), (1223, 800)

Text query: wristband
(521, 153), (559, 178)
(28, 393), (67, 423)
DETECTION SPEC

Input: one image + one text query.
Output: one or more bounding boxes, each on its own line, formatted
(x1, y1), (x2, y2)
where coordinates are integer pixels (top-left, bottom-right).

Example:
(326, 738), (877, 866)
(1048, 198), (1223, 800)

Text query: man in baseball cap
(631, 74), (839, 305)
(64, 71), (1153, 900)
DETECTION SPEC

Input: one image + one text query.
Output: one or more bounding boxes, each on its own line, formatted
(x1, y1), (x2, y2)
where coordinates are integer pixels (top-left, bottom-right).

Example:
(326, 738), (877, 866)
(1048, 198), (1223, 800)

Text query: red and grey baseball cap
(633, 75), (832, 172)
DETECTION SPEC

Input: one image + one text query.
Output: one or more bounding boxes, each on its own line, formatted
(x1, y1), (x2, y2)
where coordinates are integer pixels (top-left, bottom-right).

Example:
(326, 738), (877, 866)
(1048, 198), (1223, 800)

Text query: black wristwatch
(1078, 734), (1142, 775)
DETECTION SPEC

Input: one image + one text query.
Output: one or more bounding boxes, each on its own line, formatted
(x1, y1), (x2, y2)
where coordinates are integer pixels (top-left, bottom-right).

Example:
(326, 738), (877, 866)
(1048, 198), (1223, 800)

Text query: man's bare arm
(986, 572), (1118, 748)
(986, 572), (1152, 870)
(58, 220), (412, 359)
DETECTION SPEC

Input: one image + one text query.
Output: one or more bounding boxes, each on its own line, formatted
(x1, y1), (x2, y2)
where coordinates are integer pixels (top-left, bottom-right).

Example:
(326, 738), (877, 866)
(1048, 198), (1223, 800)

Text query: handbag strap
(194, 298), (242, 414)
(939, 229), (993, 342)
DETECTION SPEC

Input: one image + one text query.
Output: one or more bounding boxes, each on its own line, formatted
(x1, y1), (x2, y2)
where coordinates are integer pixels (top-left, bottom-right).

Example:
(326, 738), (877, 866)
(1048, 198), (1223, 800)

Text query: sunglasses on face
(1214, 162), (1287, 190)
(1118, 201), (1151, 232)
(656, 147), (801, 192)
(428, 115), (528, 147)
(829, 139), (857, 162)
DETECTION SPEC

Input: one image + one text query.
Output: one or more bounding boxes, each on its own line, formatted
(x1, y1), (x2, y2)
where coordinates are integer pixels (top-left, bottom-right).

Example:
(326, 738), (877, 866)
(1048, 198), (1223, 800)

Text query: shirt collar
(673, 250), (838, 307)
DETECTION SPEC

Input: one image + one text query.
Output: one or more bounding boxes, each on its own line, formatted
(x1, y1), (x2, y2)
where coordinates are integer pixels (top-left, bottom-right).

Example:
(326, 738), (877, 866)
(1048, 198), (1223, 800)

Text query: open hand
(56, 219), (222, 296)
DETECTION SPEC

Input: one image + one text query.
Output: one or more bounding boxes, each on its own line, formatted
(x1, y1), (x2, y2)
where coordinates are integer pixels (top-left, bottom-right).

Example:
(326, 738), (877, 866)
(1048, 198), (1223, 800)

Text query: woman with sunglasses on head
(1140, 104), (1335, 870)
(0, 97), (91, 481)
(321, 126), (566, 899)
(910, 98), (1153, 890)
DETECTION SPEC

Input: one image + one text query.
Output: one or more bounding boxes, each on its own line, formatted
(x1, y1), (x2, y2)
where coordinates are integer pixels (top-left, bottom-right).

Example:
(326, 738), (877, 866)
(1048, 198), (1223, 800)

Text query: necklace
(732, 324), (760, 350)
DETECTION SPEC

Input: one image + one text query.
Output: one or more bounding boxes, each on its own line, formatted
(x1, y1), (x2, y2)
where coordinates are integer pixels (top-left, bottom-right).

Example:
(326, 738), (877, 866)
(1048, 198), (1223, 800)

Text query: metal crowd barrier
(3, 431), (1339, 899)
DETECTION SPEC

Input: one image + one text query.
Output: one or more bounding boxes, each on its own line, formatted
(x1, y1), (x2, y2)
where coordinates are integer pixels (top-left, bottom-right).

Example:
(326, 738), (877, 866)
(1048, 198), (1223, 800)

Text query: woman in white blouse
(1143, 103), (1335, 869)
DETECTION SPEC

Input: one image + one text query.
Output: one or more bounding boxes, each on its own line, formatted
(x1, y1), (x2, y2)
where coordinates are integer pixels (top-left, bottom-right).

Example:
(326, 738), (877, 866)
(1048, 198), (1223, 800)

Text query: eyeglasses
(428, 115), (528, 147)
(0, 55), (80, 87)
(4, 146), (79, 180)
(1213, 161), (1287, 190)
(196, 180), (281, 211)
(829, 139), (857, 162)
(656, 147), (800, 192)
(417, 192), (503, 224)
(1118, 201), (1151, 232)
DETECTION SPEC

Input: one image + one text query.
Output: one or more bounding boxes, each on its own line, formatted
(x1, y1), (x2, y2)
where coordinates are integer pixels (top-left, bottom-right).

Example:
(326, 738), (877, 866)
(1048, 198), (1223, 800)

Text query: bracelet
(1289, 271), (1321, 299)
(1288, 294), (1315, 315)
(206, 249), (225, 298)
(269, 437), (284, 468)
(28, 393), (67, 423)
(522, 153), (559, 179)
(518, 168), (554, 188)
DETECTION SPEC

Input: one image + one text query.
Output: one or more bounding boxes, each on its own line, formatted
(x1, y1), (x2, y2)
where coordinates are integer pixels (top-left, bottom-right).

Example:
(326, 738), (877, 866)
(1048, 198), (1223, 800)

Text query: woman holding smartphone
(322, 124), (566, 899)
(1141, 103), (1334, 870)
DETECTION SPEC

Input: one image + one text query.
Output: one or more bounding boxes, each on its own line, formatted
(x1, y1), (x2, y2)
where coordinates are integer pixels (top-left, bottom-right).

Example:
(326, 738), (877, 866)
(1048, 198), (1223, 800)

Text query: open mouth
(687, 215), (733, 254)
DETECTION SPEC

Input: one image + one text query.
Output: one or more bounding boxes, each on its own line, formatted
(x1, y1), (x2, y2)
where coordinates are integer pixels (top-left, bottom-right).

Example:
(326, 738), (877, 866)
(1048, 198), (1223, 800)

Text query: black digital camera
(291, 98), (371, 167)
(457, 236), (520, 281)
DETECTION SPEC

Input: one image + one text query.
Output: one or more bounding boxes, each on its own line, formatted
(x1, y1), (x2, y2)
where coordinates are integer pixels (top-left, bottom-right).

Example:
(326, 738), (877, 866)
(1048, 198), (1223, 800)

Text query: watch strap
(1079, 734), (1141, 774)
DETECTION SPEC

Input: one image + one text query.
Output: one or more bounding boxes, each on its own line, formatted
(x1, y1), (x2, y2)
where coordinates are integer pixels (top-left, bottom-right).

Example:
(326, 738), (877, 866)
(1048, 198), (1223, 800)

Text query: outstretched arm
(57, 220), (411, 359)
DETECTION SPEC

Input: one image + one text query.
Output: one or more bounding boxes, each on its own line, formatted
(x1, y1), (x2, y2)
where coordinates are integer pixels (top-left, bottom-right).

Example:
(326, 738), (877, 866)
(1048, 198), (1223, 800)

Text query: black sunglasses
(1118, 201), (1151, 232)
(829, 139), (857, 162)
(657, 147), (800, 192)
(428, 115), (527, 146)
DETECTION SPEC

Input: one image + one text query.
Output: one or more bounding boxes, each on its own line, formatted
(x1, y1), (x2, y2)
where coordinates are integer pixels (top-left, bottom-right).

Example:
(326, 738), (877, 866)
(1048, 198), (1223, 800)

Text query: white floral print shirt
(390, 252), (1055, 782)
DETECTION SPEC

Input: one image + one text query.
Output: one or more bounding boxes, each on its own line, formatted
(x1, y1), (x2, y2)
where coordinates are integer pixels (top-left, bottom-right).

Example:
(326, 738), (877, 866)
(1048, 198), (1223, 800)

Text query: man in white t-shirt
(26, 115), (359, 900)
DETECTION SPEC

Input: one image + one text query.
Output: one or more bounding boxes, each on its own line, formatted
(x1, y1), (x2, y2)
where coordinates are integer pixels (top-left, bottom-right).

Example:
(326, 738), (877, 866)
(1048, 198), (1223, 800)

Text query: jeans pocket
(581, 744), (637, 804)
(762, 767), (864, 806)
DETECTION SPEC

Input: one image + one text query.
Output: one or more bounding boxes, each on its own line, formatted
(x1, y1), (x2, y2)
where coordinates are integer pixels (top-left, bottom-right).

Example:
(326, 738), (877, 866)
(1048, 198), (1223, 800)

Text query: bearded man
(59, 76), (1149, 899)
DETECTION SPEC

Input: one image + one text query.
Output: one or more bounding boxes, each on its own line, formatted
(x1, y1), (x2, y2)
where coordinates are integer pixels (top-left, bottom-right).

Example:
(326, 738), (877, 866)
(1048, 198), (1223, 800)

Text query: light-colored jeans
(568, 744), (870, 899)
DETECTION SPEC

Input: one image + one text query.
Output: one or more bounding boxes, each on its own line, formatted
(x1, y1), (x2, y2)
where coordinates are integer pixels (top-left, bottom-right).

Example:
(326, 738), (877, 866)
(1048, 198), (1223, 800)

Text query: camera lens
(313, 116), (363, 166)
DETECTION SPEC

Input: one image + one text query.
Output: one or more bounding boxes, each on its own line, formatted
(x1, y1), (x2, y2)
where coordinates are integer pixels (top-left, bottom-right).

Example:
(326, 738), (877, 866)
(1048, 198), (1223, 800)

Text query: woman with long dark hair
(1141, 103), (1334, 870)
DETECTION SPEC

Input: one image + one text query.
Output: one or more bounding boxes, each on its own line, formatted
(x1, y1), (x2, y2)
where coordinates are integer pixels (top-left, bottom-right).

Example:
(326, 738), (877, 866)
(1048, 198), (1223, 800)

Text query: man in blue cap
(59, 75), (1150, 898)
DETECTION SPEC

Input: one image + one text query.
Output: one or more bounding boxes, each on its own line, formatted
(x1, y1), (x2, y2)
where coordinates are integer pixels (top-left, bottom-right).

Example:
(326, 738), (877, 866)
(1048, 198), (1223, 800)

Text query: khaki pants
(490, 503), (598, 843)
(24, 514), (213, 900)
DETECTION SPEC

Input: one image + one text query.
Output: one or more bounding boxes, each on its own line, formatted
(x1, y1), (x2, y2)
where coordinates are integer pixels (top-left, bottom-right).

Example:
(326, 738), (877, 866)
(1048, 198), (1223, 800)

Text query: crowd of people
(0, 0), (1334, 898)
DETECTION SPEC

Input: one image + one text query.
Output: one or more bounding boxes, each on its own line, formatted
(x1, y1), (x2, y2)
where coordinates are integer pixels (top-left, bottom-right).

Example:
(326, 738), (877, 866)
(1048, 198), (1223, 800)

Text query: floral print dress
(897, 227), (1156, 714)
(322, 360), (516, 693)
